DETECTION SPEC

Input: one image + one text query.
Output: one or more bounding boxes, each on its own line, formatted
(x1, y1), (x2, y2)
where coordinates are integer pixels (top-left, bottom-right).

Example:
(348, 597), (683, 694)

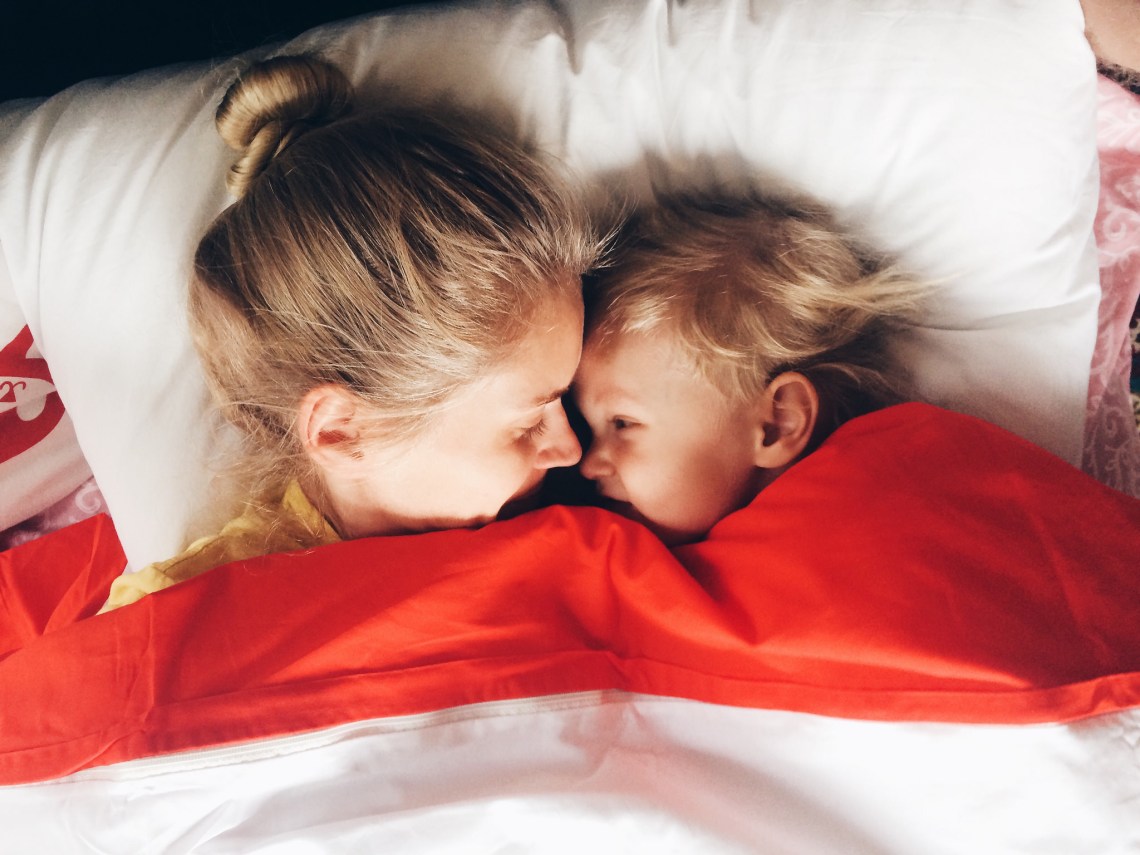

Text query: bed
(1, 0), (1139, 851)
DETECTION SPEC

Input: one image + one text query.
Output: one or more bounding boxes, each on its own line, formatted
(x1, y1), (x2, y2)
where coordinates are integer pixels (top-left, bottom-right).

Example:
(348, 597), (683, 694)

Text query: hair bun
(216, 55), (353, 197)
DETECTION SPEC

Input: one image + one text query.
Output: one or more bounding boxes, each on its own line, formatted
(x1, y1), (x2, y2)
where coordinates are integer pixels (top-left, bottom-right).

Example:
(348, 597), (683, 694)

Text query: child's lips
(600, 497), (660, 535)
(599, 494), (634, 515)
(593, 483), (641, 521)
(592, 479), (624, 502)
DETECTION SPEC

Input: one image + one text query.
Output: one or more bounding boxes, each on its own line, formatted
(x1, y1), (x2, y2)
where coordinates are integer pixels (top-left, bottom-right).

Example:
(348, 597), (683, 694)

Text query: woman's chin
(498, 475), (548, 519)
(497, 494), (541, 520)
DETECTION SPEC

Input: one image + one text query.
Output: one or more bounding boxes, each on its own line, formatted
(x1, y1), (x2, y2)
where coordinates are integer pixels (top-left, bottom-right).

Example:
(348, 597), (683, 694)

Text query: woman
(100, 54), (599, 612)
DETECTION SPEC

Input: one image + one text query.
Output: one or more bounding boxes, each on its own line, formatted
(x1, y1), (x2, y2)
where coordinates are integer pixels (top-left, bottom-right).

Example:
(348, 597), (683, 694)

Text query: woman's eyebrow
(531, 386), (571, 407)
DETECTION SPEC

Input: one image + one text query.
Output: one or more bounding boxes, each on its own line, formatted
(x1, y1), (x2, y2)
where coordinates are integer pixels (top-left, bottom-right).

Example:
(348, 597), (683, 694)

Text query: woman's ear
(753, 372), (820, 469)
(297, 384), (366, 472)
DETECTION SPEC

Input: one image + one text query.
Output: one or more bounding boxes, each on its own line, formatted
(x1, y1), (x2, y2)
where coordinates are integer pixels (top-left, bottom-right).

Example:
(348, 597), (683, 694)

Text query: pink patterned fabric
(0, 477), (108, 551)
(1084, 75), (1140, 498)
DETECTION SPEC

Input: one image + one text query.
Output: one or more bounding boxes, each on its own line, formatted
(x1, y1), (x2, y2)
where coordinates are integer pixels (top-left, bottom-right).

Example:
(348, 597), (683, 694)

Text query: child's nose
(578, 440), (611, 481)
(535, 401), (582, 469)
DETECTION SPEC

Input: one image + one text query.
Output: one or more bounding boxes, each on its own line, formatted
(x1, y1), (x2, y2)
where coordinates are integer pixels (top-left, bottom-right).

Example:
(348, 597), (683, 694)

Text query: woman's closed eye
(520, 418), (548, 442)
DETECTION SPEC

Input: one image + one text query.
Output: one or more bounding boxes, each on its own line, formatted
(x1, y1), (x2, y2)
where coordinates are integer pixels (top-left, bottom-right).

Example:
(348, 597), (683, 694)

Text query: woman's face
(339, 296), (585, 537)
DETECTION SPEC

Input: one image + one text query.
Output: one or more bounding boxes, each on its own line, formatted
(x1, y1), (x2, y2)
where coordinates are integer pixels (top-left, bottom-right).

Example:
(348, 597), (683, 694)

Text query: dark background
(0, 0), (422, 104)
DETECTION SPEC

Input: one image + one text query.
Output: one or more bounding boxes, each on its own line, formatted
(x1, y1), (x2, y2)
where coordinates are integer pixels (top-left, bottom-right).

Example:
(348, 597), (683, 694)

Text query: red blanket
(1, 403), (1138, 785)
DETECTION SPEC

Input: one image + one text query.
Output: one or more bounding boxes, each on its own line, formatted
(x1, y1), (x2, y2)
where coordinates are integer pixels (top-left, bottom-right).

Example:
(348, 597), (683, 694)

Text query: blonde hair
(190, 55), (598, 497)
(585, 191), (925, 442)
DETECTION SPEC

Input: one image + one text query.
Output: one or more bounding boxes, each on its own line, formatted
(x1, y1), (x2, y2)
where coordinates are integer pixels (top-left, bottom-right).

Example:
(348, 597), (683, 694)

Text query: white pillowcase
(0, 0), (1101, 568)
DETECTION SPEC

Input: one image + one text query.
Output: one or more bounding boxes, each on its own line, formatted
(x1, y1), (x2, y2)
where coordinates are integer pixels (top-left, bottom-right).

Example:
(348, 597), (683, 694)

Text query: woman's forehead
(448, 300), (584, 417)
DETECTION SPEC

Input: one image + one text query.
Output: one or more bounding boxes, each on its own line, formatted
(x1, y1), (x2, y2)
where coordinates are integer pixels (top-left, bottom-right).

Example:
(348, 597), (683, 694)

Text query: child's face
(573, 330), (767, 545)
(340, 297), (585, 536)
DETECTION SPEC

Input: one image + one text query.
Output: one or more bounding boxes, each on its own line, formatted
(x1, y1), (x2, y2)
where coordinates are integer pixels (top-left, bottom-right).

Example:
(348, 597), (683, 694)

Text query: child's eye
(612, 417), (636, 431)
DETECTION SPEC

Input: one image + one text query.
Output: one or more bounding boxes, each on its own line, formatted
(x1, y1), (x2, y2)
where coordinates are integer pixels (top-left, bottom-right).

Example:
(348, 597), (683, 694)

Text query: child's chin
(648, 523), (705, 547)
(603, 500), (702, 546)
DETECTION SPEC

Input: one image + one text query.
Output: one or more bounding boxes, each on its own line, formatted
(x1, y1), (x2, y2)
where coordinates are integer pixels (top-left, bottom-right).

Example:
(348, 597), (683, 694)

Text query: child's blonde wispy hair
(585, 190), (926, 440)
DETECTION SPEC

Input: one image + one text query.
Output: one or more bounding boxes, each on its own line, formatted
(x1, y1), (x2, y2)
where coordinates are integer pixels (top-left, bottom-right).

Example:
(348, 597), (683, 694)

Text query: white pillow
(0, 0), (1101, 568)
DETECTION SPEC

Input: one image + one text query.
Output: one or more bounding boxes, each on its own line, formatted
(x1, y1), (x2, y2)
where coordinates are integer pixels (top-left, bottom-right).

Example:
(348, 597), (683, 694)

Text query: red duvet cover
(2, 403), (1138, 852)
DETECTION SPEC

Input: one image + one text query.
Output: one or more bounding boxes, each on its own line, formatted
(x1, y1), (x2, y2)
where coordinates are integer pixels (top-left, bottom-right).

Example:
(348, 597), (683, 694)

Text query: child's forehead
(577, 329), (703, 400)
(584, 329), (680, 372)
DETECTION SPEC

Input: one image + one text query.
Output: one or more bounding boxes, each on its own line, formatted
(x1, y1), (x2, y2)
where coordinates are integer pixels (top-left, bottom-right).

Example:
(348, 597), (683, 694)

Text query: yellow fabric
(99, 481), (340, 614)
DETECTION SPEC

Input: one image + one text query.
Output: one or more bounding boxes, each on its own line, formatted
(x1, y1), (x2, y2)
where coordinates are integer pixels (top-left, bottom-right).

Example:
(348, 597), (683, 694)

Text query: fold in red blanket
(1, 403), (1138, 784)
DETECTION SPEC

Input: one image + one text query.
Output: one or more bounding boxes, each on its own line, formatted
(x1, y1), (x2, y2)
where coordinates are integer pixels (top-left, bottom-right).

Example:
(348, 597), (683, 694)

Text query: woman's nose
(535, 401), (582, 469)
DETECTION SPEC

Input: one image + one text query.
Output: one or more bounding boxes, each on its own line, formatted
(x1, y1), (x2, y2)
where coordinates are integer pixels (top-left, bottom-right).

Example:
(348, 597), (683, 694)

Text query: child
(573, 190), (925, 545)
(99, 54), (600, 612)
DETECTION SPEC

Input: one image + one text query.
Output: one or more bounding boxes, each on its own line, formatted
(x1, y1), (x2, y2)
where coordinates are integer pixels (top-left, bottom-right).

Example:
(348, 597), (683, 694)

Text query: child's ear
(297, 384), (366, 472)
(752, 372), (820, 469)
